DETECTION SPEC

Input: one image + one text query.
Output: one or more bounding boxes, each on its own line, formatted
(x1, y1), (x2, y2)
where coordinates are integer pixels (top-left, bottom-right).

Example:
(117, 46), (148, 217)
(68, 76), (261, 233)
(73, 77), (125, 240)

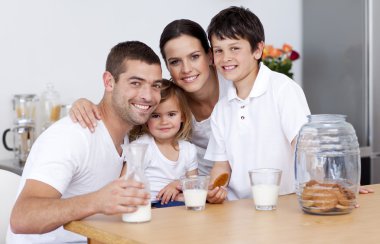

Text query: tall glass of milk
(248, 168), (282, 211)
(122, 143), (151, 223)
(181, 175), (210, 211)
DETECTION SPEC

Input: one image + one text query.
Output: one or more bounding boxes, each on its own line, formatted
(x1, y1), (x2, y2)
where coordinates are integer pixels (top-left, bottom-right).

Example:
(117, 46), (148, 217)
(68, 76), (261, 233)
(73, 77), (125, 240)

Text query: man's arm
(10, 178), (149, 234)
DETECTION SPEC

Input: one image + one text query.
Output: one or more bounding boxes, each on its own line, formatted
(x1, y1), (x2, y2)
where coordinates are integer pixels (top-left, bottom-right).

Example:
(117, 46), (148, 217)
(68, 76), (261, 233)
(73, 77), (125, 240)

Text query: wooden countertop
(64, 184), (380, 244)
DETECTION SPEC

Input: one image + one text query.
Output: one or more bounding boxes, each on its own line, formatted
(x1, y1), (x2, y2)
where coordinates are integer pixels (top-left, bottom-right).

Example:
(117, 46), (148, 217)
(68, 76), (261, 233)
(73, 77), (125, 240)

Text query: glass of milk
(181, 175), (210, 211)
(248, 168), (282, 211)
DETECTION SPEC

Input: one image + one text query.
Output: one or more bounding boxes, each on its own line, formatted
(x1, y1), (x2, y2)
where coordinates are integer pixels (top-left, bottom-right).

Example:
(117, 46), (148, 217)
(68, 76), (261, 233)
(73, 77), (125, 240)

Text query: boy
(204, 6), (310, 201)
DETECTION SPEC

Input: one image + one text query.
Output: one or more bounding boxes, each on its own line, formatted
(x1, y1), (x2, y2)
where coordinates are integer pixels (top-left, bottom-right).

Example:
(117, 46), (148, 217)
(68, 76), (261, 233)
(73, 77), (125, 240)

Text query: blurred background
(0, 0), (302, 159)
(1, 0), (379, 185)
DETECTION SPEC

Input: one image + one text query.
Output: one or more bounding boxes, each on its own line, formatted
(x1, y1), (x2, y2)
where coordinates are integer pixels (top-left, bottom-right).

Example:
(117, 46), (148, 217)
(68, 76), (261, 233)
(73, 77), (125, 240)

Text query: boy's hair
(159, 19), (210, 62)
(207, 6), (265, 60)
(106, 41), (161, 82)
(130, 80), (193, 147)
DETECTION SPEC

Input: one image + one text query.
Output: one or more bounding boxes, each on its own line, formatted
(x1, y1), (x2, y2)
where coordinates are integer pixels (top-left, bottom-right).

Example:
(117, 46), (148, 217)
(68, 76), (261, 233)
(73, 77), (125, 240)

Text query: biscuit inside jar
(301, 180), (356, 214)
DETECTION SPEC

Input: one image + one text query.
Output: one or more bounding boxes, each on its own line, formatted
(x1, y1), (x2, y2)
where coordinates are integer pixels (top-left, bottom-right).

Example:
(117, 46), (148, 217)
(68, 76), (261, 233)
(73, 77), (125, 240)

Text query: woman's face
(163, 35), (212, 93)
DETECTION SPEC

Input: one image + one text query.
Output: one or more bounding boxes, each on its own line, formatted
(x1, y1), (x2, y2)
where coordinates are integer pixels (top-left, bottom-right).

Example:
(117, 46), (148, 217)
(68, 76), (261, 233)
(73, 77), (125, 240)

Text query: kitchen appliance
(40, 83), (60, 131)
(2, 94), (38, 165)
(302, 0), (380, 184)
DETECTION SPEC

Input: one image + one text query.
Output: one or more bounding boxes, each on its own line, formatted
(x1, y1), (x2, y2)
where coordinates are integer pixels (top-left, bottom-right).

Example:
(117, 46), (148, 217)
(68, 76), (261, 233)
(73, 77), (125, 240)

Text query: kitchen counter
(64, 184), (380, 244)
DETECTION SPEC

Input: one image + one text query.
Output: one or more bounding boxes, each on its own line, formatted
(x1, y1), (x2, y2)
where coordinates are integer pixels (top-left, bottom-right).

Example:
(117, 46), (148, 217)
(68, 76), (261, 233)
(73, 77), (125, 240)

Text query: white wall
(0, 0), (302, 160)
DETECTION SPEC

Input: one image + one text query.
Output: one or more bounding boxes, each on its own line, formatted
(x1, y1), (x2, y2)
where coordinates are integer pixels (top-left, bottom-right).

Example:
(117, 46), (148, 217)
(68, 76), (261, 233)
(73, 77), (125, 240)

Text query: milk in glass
(252, 184), (279, 207)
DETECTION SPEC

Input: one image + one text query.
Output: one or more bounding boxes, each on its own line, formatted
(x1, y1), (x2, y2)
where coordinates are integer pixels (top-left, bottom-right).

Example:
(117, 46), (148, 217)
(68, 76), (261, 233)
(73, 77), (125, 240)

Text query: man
(7, 41), (164, 243)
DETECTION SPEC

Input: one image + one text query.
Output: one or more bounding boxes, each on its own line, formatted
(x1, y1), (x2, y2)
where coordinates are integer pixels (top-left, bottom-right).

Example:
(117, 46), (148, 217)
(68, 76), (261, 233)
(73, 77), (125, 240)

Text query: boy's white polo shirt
(205, 64), (310, 200)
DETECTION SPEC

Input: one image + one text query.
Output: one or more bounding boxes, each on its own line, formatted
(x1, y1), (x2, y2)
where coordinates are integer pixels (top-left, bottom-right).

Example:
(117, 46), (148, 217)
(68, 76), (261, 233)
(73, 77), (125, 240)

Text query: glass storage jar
(295, 114), (360, 215)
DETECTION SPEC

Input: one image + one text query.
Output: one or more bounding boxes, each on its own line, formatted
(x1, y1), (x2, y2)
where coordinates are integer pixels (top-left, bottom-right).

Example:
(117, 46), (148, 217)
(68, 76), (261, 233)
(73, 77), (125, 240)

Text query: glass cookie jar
(295, 114), (361, 215)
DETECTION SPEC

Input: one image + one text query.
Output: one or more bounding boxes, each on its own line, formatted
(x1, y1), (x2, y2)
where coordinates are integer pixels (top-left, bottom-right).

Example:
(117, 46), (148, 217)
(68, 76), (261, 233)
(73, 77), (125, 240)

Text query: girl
(127, 80), (198, 205)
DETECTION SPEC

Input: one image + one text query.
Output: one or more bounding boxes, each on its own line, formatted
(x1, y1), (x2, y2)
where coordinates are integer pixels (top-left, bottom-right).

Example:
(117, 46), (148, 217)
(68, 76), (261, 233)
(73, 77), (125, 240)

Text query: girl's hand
(174, 193), (184, 202)
(69, 98), (101, 132)
(359, 186), (374, 194)
(157, 181), (181, 204)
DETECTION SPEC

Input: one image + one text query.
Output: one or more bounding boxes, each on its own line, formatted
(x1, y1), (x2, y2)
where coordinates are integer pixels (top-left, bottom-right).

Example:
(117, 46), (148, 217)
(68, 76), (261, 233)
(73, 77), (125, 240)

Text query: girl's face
(163, 35), (213, 93)
(147, 96), (183, 143)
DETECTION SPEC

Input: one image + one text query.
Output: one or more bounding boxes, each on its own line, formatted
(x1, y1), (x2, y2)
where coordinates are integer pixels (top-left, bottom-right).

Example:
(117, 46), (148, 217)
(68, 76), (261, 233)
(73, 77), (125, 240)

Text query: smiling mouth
(182, 75), (199, 82)
(159, 128), (171, 131)
(132, 103), (151, 112)
(223, 65), (237, 71)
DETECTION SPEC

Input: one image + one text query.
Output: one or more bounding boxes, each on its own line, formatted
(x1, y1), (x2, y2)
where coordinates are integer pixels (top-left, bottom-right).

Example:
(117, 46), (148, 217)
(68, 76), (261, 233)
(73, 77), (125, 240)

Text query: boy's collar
(227, 62), (270, 101)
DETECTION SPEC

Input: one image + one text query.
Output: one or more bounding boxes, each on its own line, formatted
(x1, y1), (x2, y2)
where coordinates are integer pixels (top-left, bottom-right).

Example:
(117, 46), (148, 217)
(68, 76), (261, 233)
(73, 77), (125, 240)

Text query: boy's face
(211, 35), (262, 85)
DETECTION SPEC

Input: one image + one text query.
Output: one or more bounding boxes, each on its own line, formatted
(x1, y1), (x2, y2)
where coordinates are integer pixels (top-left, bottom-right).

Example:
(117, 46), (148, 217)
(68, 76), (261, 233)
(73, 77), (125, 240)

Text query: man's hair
(106, 41), (161, 82)
(159, 19), (210, 62)
(129, 79), (193, 147)
(207, 6), (265, 58)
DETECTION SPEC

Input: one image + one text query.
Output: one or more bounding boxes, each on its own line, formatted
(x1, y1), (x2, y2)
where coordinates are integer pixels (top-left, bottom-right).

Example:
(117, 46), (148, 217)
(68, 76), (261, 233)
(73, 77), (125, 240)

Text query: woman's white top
(191, 73), (231, 175)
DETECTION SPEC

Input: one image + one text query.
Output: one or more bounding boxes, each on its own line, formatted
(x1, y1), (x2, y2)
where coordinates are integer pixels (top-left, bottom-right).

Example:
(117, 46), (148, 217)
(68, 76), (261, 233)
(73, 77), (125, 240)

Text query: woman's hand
(69, 98), (101, 132)
(359, 186), (374, 194)
(355, 186), (374, 208)
(157, 181), (181, 204)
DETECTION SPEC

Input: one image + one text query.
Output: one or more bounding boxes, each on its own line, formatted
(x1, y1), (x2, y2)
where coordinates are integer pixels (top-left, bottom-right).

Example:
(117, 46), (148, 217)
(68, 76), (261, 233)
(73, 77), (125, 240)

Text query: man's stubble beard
(112, 95), (151, 126)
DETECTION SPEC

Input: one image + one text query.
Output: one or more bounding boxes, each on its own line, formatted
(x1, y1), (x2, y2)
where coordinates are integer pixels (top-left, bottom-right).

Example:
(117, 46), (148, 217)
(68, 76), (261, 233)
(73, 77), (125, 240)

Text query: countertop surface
(64, 184), (380, 244)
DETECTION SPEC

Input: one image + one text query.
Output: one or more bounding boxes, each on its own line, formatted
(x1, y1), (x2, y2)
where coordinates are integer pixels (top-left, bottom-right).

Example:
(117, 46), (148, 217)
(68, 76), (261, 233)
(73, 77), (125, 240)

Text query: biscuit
(335, 190), (352, 206)
(336, 204), (351, 210)
(301, 187), (315, 200)
(212, 173), (229, 189)
(301, 180), (356, 213)
(302, 199), (314, 207)
(312, 189), (338, 211)
(305, 180), (319, 187)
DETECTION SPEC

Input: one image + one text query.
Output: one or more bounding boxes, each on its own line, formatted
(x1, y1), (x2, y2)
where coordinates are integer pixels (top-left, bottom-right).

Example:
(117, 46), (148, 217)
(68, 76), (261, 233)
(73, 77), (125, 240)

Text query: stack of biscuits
(301, 180), (356, 214)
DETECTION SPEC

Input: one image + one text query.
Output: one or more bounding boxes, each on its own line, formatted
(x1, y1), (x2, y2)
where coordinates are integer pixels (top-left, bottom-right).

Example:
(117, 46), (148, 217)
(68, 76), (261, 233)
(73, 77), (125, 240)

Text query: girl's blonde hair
(129, 79), (193, 147)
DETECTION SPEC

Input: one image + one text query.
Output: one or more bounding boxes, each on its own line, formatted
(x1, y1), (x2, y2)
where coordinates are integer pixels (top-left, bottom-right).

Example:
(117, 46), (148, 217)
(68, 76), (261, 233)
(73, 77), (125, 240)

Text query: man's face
(111, 60), (163, 126)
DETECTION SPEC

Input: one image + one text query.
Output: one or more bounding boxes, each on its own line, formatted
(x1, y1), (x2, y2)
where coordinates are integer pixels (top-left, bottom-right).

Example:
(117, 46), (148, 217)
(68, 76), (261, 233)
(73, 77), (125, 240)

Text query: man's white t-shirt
(205, 64), (310, 200)
(132, 135), (197, 201)
(191, 72), (231, 175)
(7, 117), (125, 244)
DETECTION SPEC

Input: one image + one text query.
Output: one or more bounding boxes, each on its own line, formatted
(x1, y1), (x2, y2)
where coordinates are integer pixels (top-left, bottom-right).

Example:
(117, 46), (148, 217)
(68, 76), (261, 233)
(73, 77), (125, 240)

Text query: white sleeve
(27, 127), (88, 194)
(277, 81), (311, 143)
(185, 142), (198, 172)
(204, 103), (229, 162)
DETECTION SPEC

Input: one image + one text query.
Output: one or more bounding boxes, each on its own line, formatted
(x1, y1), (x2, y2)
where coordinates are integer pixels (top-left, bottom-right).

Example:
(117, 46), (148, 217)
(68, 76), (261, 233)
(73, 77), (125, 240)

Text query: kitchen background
(0, 0), (302, 158)
(1, 0), (379, 183)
